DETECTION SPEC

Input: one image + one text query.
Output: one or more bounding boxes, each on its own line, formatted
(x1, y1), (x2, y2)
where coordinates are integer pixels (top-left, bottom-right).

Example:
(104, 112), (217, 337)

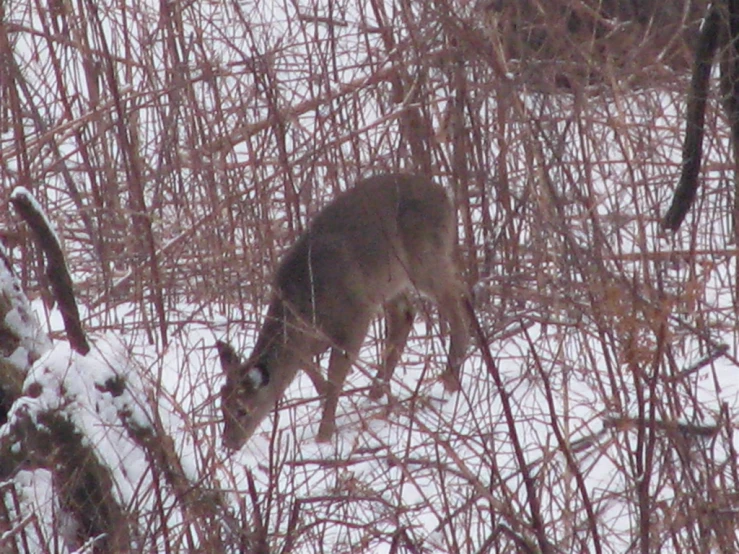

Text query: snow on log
(0, 244), (51, 426)
(0, 335), (145, 552)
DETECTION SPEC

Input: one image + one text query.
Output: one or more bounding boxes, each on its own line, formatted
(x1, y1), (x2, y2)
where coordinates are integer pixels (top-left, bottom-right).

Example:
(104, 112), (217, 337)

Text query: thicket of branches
(1, 0), (739, 552)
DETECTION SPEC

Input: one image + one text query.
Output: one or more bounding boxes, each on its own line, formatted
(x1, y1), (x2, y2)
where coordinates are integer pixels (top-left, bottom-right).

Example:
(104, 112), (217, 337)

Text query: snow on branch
(10, 187), (90, 355)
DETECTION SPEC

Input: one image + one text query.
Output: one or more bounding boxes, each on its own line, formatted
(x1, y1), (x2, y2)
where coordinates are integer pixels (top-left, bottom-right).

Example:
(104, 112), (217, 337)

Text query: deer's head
(217, 341), (271, 450)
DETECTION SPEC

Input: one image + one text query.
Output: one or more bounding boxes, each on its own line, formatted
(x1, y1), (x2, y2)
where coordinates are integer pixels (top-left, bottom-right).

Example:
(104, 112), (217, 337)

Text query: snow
(3, 333), (153, 495)
(10, 188), (64, 256)
(0, 244), (51, 368)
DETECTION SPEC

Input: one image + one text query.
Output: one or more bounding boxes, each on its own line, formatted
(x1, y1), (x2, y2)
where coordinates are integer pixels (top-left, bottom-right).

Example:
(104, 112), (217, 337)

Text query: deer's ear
(215, 341), (240, 373)
(246, 364), (269, 388)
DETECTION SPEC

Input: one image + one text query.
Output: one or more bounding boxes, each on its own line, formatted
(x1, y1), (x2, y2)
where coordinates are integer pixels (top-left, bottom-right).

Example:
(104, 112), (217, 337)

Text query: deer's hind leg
(416, 263), (470, 392)
(369, 294), (415, 400)
(435, 284), (469, 391)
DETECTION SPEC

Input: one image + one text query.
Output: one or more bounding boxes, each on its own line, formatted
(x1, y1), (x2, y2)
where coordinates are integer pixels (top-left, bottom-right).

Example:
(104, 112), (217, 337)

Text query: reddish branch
(464, 298), (553, 554)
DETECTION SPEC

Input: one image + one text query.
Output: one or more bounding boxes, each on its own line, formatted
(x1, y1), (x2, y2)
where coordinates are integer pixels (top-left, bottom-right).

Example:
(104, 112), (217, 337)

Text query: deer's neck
(248, 296), (309, 393)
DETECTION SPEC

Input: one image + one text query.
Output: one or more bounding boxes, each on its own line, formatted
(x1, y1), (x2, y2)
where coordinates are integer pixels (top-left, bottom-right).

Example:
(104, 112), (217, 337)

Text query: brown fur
(220, 173), (469, 449)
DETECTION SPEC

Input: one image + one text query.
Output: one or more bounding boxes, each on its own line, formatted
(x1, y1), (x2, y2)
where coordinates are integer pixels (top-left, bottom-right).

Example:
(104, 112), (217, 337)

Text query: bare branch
(9, 188), (90, 356)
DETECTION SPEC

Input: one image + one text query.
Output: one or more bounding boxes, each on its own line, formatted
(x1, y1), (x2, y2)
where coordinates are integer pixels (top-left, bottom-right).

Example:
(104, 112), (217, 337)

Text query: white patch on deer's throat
(247, 366), (267, 388)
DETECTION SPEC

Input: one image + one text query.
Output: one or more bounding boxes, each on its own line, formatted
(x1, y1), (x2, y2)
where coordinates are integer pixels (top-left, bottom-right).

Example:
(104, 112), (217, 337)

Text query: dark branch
(663, 5), (722, 231)
(10, 190), (90, 355)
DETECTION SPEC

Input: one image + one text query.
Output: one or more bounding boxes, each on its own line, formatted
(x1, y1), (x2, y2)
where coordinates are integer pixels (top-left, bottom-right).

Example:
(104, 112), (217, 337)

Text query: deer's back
(275, 174), (454, 341)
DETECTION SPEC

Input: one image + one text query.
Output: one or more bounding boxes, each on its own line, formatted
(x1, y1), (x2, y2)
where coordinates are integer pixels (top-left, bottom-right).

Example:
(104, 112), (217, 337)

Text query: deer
(219, 173), (470, 450)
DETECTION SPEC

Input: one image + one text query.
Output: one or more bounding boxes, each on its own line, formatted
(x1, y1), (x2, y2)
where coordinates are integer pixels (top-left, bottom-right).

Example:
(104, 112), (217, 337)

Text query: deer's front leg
(370, 295), (415, 400)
